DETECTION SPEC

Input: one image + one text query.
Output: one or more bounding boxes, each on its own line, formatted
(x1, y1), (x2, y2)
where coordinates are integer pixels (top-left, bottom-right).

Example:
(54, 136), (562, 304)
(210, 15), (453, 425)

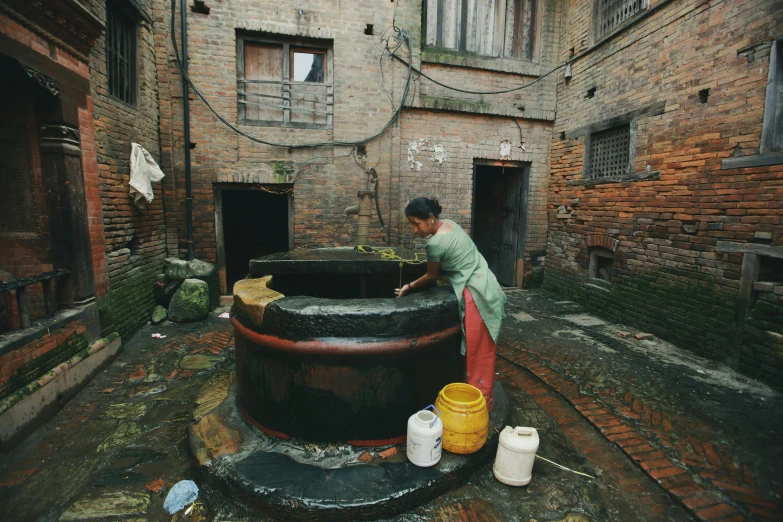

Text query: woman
(396, 197), (506, 409)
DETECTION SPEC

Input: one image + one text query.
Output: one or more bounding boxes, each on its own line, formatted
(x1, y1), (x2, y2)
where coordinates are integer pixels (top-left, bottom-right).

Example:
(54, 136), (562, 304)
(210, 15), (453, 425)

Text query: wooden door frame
(471, 159), (530, 288)
(213, 183), (294, 295)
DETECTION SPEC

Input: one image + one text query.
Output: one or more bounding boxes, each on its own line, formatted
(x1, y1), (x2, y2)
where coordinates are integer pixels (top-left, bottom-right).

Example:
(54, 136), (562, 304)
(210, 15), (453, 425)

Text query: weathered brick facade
(5, 0), (779, 395)
(156, 0), (559, 290)
(0, 319), (87, 400)
(543, 0), (783, 386)
(88, 0), (167, 340)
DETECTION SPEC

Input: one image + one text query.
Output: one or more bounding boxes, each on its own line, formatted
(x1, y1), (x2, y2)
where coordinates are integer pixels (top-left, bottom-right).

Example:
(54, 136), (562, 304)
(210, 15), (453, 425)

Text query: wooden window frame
(289, 47), (327, 82)
(588, 247), (614, 289)
(106, 0), (139, 108)
(237, 34), (333, 130)
(424, 0), (538, 62)
(583, 121), (636, 180)
(760, 39), (783, 154)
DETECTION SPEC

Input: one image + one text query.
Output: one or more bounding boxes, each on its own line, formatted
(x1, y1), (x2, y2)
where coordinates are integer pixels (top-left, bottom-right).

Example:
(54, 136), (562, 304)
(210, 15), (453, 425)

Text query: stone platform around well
(188, 374), (509, 521)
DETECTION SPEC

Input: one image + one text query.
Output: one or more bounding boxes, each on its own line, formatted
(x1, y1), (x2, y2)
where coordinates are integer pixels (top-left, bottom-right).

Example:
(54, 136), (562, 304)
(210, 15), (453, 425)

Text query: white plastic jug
(406, 405), (443, 467)
(493, 426), (539, 486)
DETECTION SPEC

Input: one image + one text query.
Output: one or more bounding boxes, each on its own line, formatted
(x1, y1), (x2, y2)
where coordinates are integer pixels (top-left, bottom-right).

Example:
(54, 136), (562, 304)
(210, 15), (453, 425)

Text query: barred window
(586, 125), (631, 179)
(237, 35), (333, 128)
(594, 0), (647, 40)
(106, 0), (138, 106)
(425, 0), (537, 61)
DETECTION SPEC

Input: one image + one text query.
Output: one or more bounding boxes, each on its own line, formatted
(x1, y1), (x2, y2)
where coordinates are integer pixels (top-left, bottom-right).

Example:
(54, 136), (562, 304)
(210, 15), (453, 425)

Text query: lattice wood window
(425, 0), (537, 60)
(594, 0), (647, 40)
(106, 0), (138, 106)
(586, 125), (631, 179)
(237, 35), (333, 129)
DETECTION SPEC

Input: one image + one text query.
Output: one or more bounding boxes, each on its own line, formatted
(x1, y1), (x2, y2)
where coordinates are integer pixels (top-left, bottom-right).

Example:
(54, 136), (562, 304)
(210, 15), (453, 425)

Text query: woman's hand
(395, 283), (411, 298)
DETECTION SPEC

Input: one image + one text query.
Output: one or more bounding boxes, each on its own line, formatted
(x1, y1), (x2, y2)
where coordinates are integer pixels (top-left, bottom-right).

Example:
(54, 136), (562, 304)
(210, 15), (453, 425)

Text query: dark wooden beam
(715, 242), (783, 259)
(1, 0), (104, 60)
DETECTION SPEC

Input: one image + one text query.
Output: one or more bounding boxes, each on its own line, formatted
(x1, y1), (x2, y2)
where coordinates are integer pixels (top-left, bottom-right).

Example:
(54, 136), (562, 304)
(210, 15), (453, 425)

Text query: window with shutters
(593, 0), (649, 41)
(584, 125), (632, 179)
(106, 0), (139, 106)
(424, 0), (537, 61)
(237, 34), (333, 129)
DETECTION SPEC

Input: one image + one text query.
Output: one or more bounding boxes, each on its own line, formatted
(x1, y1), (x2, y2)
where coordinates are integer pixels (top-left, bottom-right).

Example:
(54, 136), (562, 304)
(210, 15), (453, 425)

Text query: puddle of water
(556, 314), (608, 327)
(552, 329), (616, 354)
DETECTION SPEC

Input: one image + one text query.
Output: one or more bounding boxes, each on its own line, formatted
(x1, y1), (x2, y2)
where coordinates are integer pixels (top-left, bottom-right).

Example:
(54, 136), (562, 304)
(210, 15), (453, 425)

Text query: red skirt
(463, 287), (496, 410)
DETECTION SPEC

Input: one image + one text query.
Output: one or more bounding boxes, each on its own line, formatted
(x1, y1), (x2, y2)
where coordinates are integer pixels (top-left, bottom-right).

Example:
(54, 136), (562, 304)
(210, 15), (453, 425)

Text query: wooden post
(40, 124), (96, 305)
(731, 253), (760, 369)
(16, 287), (31, 329)
(56, 273), (74, 309)
(42, 279), (56, 316)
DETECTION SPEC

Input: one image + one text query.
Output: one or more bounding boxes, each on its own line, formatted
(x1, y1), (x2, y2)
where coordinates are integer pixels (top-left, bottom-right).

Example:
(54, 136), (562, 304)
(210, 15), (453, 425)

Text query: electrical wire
(169, 0), (412, 150)
(262, 147), (358, 194)
(391, 52), (569, 95)
(170, 0), (570, 150)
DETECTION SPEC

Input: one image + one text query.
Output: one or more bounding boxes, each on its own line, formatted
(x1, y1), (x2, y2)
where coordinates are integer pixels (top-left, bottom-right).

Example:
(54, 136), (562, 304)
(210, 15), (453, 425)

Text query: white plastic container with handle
(406, 405), (443, 467)
(493, 426), (539, 485)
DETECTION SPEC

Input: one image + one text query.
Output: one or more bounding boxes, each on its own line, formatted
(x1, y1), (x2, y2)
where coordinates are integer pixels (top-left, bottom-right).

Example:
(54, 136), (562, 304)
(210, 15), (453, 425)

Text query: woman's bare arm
(395, 262), (441, 297)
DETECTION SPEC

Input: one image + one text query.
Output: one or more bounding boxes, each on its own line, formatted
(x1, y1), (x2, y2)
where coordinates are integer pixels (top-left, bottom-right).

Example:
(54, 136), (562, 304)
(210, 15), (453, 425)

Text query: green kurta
(425, 220), (507, 355)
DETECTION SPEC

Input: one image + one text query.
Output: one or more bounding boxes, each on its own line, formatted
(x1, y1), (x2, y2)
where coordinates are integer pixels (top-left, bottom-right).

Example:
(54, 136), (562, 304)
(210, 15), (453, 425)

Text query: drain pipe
(181, 0), (194, 261)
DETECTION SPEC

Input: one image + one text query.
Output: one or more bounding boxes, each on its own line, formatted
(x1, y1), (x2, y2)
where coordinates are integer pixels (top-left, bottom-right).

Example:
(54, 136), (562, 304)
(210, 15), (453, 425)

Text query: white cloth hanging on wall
(129, 143), (165, 210)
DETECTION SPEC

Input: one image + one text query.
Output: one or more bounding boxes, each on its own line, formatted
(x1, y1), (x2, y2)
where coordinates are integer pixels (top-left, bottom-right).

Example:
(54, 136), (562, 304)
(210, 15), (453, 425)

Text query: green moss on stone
(272, 161), (294, 183)
(0, 329), (88, 401)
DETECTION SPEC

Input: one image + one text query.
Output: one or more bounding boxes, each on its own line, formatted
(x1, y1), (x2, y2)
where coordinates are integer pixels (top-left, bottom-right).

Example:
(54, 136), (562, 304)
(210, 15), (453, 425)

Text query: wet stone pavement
(499, 289), (783, 522)
(0, 290), (776, 521)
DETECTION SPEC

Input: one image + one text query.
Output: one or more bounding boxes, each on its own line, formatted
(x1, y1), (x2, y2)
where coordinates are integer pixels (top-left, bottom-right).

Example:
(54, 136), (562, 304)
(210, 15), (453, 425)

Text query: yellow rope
(355, 245), (426, 288)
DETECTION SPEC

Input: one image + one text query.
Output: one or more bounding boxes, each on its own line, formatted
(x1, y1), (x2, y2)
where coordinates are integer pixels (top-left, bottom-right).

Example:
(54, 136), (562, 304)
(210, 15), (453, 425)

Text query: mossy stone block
(168, 279), (210, 323)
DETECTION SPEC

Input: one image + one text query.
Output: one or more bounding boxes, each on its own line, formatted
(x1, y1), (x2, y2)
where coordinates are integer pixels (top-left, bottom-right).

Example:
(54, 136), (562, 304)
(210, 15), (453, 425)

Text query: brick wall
(0, 94), (51, 325)
(398, 111), (552, 257)
(544, 0), (783, 386)
(155, 0), (561, 289)
(88, 0), (166, 340)
(743, 285), (783, 386)
(0, 320), (87, 400)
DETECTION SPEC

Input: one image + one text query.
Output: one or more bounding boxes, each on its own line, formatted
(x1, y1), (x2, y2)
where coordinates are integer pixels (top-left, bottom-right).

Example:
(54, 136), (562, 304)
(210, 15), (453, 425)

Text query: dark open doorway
(220, 188), (291, 293)
(472, 163), (527, 287)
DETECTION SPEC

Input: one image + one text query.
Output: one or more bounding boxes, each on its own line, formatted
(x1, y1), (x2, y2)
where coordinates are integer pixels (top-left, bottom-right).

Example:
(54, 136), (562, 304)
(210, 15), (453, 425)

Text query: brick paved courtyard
(1, 289), (779, 521)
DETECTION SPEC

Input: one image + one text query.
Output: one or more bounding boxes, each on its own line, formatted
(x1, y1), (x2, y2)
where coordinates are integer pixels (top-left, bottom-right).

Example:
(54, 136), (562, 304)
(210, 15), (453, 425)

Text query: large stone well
(231, 247), (465, 445)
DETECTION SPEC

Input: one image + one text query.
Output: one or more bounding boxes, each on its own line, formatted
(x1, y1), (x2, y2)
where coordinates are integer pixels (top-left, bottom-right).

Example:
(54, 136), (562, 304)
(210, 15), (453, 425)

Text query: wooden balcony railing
(0, 269), (71, 330)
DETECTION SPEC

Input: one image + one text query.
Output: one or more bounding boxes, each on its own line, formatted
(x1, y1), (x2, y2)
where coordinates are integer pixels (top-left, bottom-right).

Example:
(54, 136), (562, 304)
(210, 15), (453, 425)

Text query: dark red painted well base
(234, 249), (464, 443)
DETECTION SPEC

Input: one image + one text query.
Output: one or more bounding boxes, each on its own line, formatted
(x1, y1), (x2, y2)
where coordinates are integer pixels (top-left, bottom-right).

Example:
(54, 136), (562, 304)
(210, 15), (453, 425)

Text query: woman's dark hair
(405, 197), (443, 220)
